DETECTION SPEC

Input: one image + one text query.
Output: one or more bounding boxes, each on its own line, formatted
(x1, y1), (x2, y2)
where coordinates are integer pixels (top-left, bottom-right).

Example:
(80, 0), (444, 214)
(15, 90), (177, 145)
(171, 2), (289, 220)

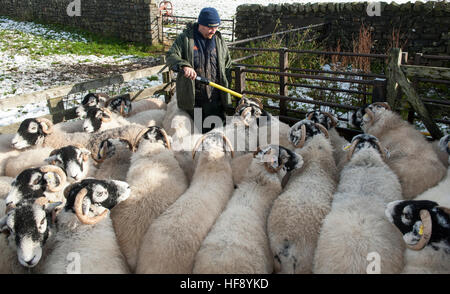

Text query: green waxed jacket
(166, 22), (233, 112)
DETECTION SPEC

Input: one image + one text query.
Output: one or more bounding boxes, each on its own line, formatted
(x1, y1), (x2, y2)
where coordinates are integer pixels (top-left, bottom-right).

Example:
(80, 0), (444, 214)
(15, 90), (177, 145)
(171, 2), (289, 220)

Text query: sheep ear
(45, 202), (62, 214)
(44, 155), (60, 166)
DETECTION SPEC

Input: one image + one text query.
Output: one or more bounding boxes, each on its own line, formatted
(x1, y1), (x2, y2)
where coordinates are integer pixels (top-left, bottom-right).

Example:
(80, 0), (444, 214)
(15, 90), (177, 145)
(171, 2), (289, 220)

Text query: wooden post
(279, 47), (288, 117)
(408, 53), (423, 123)
(372, 78), (387, 103)
(47, 97), (65, 124)
(391, 49), (443, 139)
(386, 48), (402, 110)
(234, 66), (246, 106)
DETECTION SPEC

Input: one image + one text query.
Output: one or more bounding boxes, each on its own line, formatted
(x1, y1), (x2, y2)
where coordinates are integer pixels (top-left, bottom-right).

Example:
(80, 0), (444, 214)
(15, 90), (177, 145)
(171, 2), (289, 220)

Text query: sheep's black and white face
(6, 168), (48, 208)
(0, 200), (59, 268)
(306, 110), (336, 130)
(352, 103), (390, 129)
(349, 134), (384, 156)
(385, 200), (450, 251)
(289, 119), (324, 146)
(45, 146), (90, 182)
(107, 96), (132, 116)
(234, 97), (269, 126)
(11, 119), (45, 149)
(439, 134), (450, 156)
(141, 126), (171, 149)
(83, 107), (111, 133)
(76, 93), (108, 118)
(64, 179), (131, 215)
(6, 167), (65, 209)
(254, 145), (303, 174)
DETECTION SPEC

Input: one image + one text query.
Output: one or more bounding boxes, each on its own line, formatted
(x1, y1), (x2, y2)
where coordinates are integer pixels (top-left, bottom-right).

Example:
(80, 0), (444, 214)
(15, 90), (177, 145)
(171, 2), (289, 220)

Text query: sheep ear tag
(342, 143), (352, 151)
(362, 113), (370, 122)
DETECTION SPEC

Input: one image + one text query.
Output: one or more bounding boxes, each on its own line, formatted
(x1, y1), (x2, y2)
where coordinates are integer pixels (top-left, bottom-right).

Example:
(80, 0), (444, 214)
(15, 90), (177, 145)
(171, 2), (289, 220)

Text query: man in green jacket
(166, 7), (232, 133)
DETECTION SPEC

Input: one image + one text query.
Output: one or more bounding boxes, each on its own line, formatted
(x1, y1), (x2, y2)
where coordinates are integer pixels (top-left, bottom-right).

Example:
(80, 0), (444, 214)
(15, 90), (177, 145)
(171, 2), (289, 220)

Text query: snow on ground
(0, 0), (439, 129)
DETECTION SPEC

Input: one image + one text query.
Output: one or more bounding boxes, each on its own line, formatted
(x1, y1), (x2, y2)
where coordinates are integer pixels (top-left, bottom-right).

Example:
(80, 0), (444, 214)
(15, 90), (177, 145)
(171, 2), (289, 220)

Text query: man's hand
(182, 66), (197, 80)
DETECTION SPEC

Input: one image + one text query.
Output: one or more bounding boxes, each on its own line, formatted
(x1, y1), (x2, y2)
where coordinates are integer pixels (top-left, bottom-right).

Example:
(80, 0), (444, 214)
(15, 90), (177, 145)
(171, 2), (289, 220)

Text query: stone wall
(235, 1), (450, 58)
(0, 0), (161, 44)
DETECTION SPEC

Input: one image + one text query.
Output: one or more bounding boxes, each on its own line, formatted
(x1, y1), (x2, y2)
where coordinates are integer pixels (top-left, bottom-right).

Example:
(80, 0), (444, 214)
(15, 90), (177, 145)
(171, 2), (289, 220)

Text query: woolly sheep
(5, 165), (68, 212)
(267, 119), (338, 274)
(0, 176), (13, 199)
(0, 198), (60, 273)
(135, 132), (234, 274)
(352, 102), (446, 199)
(0, 133), (21, 176)
(4, 146), (54, 178)
(414, 135), (450, 207)
(40, 179), (131, 274)
(313, 134), (405, 274)
(385, 200), (450, 274)
(75, 92), (109, 118)
(193, 145), (302, 274)
(82, 106), (166, 133)
(112, 126), (189, 272)
(11, 117), (92, 150)
(306, 110), (350, 170)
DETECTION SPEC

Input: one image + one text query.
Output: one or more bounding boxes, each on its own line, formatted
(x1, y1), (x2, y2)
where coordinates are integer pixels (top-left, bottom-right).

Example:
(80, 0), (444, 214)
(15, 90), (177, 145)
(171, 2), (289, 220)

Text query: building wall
(0, 0), (161, 44)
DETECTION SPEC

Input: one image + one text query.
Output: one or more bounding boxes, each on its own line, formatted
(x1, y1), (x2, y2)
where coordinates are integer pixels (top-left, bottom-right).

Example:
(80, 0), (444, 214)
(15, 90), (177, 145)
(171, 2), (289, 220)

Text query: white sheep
(267, 119), (338, 274)
(5, 165), (68, 211)
(11, 117), (92, 150)
(193, 144), (303, 274)
(135, 132), (235, 274)
(0, 133), (21, 176)
(306, 110), (350, 170)
(111, 126), (189, 272)
(354, 102), (447, 199)
(40, 179), (131, 274)
(0, 176), (13, 199)
(3, 146), (54, 178)
(385, 200), (450, 274)
(82, 106), (166, 133)
(313, 134), (405, 274)
(0, 197), (60, 273)
(414, 135), (450, 207)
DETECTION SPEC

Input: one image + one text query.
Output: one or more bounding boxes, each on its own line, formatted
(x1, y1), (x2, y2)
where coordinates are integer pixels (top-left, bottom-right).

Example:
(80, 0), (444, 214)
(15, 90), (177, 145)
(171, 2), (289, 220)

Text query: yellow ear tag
(343, 145), (351, 151)
(419, 224), (424, 236)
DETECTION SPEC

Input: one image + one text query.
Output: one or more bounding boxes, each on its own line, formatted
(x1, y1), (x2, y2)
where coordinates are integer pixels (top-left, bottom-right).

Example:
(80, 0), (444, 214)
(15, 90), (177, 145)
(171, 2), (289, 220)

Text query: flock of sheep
(0, 92), (448, 274)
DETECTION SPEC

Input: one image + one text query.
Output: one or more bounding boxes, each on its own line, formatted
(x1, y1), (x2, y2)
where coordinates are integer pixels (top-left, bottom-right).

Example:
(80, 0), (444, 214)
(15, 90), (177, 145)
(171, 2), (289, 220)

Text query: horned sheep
(39, 179), (131, 274)
(313, 134), (405, 274)
(352, 102), (446, 199)
(111, 126), (189, 272)
(385, 200), (450, 274)
(193, 145), (302, 274)
(136, 132), (235, 274)
(267, 119), (338, 274)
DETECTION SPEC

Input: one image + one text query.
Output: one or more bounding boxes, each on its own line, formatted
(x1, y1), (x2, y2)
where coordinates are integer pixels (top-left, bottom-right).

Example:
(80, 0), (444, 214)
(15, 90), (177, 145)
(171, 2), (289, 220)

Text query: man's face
(198, 24), (218, 39)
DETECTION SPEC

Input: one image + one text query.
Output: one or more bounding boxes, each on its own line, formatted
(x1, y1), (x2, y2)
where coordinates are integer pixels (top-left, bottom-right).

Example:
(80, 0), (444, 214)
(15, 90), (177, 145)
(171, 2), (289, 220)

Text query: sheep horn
(234, 103), (247, 114)
(74, 188), (108, 225)
(364, 107), (375, 125)
(323, 112), (338, 128)
(100, 108), (112, 123)
(372, 102), (391, 111)
(437, 206), (450, 215)
(36, 118), (54, 135)
(192, 134), (208, 159)
(132, 127), (151, 152)
(315, 123), (329, 139)
(295, 124), (307, 149)
(34, 197), (49, 207)
(240, 107), (251, 127)
(407, 209), (432, 251)
(159, 128), (172, 150)
(306, 112), (314, 120)
(222, 134), (235, 158)
(374, 140), (387, 160)
(346, 138), (361, 161)
(104, 97), (114, 108)
(63, 183), (78, 200)
(39, 165), (67, 192)
(252, 146), (262, 158)
(48, 148), (59, 158)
